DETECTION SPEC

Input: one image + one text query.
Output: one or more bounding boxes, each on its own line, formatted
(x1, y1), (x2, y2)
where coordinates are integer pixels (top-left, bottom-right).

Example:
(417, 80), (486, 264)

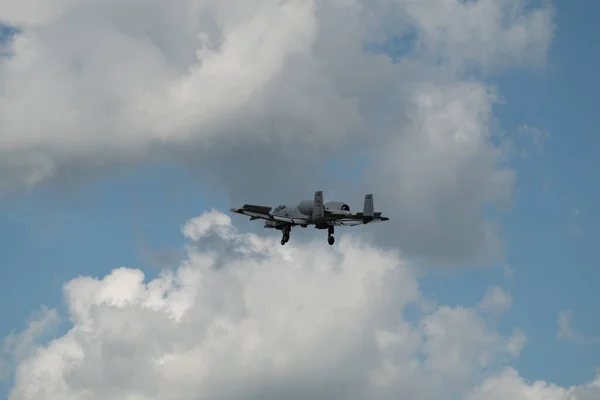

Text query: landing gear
(327, 226), (335, 245)
(280, 226), (291, 245)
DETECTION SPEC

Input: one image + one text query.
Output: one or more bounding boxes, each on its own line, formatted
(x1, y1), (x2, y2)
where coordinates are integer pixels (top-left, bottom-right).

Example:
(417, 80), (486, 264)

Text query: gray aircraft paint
(230, 190), (388, 245)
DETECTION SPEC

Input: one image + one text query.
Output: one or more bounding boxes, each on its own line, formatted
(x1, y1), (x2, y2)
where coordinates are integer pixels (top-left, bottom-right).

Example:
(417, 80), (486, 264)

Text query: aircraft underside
(277, 223), (335, 246)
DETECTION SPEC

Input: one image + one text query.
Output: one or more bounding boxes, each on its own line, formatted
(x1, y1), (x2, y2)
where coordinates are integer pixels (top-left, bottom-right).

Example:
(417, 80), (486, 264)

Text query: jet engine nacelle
(324, 201), (350, 213)
(298, 200), (350, 216)
(297, 200), (314, 216)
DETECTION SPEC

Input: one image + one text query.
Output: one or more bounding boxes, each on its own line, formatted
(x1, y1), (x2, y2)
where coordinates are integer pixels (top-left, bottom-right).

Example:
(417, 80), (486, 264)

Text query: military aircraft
(229, 190), (389, 245)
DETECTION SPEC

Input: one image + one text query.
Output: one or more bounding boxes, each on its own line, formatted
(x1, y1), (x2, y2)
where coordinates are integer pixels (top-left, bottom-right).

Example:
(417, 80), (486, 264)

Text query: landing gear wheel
(327, 226), (335, 245)
(281, 227), (291, 245)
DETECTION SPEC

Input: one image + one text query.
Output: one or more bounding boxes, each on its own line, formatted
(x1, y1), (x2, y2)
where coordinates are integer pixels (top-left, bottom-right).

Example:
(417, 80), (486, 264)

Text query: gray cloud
(0, 0), (554, 267)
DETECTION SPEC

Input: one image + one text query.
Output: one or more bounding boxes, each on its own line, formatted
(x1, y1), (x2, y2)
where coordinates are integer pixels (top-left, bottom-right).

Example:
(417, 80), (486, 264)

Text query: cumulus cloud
(0, 0), (554, 265)
(557, 311), (600, 345)
(478, 286), (513, 313)
(401, 0), (554, 73)
(466, 367), (600, 400)
(370, 81), (514, 263)
(5, 210), (598, 400)
(0, 306), (59, 381)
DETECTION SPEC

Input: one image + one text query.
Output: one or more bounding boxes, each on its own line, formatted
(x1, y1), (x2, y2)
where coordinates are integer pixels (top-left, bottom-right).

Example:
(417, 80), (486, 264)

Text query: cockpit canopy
(272, 205), (286, 213)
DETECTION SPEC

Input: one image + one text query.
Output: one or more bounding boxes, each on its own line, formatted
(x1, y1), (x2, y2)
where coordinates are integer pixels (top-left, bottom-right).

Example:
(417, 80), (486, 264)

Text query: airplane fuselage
(265, 200), (352, 230)
(230, 191), (388, 245)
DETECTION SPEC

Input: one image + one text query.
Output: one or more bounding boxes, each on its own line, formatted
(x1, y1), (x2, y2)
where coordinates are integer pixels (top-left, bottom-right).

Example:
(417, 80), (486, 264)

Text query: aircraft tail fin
(313, 190), (325, 220)
(363, 193), (374, 219)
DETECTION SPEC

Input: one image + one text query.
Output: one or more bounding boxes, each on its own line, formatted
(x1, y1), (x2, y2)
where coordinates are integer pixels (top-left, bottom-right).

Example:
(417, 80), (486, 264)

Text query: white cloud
(506, 328), (527, 357)
(557, 311), (581, 342)
(0, 0), (555, 265)
(466, 367), (568, 400)
(0, 306), (59, 381)
(467, 367), (600, 400)
(478, 286), (513, 313)
(1, 3), (590, 399)
(369, 81), (515, 264)
(557, 311), (600, 345)
(401, 0), (555, 74)
(517, 124), (550, 157)
(5, 210), (598, 400)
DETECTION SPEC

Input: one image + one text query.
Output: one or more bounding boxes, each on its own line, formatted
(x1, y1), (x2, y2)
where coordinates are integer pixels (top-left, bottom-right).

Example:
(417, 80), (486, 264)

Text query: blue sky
(0, 0), (598, 397)
(420, 0), (600, 385)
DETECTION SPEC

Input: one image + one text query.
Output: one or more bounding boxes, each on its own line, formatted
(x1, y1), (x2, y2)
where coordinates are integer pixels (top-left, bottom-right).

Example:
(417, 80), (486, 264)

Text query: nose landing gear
(280, 226), (291, 245)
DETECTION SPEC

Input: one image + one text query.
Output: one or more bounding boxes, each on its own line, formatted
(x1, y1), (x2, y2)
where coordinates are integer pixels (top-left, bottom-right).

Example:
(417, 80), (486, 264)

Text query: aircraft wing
(229, 204), (309, 225)
(331, 212), (390, 226)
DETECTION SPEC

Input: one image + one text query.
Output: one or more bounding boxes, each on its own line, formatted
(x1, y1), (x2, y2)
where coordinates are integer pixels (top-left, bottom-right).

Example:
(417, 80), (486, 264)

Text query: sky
(0, 0), (599, 399)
